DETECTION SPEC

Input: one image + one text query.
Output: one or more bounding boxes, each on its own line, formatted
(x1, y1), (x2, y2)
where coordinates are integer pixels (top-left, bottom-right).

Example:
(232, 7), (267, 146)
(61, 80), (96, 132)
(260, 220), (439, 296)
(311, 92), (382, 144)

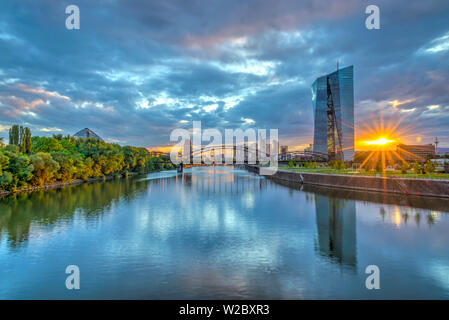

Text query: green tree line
(0, 126), (174, 192)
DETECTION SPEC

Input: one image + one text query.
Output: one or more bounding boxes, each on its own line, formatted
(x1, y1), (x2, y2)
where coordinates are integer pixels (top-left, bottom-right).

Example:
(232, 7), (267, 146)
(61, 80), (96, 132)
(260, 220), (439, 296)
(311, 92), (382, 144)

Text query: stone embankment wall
(245, 165), (449, 198)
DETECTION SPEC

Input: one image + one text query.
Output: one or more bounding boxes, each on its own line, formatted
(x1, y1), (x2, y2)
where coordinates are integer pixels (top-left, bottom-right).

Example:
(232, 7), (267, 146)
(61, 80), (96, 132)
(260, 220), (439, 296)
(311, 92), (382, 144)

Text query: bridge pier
(177, 163), (183, 173)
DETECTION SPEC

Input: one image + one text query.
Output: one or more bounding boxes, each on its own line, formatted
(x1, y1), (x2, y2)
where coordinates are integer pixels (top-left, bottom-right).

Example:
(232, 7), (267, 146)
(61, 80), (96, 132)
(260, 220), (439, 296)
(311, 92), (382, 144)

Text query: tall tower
(312, 66), (354, 161)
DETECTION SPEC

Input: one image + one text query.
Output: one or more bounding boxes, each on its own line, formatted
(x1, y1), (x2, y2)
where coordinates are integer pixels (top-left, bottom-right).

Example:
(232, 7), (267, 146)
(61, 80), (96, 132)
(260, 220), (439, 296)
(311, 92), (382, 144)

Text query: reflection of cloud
(428, 261), (449, 290)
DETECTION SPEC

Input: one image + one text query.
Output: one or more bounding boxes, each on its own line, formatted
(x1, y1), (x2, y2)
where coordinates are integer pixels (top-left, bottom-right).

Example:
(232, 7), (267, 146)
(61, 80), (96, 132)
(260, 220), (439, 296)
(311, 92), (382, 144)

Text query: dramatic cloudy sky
(1, 0), (449, 149)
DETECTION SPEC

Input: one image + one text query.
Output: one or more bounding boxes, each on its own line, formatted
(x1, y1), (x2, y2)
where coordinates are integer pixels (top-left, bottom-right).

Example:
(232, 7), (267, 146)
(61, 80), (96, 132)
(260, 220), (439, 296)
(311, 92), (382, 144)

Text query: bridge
(150, 145), (329, 173)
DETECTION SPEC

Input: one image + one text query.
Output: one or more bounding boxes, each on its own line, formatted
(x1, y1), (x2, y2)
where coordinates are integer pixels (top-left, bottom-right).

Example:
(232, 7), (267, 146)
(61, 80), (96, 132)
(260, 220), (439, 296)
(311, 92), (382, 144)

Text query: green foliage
(330, 160), (346, 170)
(425, 161), (435, 174)
(5, 144), (20, 154)
(6, 153), (34, 187)
(0, 171), (14, 191)
(0, 152), (9, 174)
(288, 160), (294, 168)
(24, 127), (32, 154)
(9, 125), (19, 145)
(30, 152), (60, 186)
(0, 133), (167, 191)
(8, 124), (32, 154)
(32, 136), (64, 153)
(413, 161), (423, 174)
(50, 152), (77, 182)
(400, 162), (409, 174)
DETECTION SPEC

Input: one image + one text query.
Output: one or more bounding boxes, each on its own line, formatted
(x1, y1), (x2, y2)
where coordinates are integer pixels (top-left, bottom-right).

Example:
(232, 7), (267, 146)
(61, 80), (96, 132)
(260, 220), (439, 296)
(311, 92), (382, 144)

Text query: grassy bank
(281, 167), (449, 180)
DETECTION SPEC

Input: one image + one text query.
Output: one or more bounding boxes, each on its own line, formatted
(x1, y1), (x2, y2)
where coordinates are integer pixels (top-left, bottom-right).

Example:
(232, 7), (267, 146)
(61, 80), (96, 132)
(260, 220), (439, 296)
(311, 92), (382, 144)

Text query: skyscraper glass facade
(311, 66), (354, 161)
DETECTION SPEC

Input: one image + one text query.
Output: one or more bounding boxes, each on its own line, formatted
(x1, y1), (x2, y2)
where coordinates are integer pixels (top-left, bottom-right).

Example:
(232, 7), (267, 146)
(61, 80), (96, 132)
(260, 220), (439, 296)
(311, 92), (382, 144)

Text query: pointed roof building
(73, 128), (104, 141)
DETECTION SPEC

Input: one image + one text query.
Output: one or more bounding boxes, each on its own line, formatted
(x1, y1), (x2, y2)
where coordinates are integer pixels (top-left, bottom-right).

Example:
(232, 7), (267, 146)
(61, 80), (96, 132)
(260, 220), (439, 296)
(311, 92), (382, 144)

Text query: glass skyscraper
(311, 66), (354, 161)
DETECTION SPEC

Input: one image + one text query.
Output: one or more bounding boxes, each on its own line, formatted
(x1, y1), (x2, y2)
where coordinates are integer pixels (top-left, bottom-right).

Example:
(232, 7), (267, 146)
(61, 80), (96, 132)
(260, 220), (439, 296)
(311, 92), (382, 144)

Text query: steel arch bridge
(151, 145), (329, 173)
(178, 145), (329, 165)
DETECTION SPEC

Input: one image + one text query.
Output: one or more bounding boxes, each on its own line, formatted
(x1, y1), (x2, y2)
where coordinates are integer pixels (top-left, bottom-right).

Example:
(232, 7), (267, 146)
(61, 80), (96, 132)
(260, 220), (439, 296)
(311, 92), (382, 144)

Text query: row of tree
(9, 125), (32, 154)
(1, 127), (174, 192)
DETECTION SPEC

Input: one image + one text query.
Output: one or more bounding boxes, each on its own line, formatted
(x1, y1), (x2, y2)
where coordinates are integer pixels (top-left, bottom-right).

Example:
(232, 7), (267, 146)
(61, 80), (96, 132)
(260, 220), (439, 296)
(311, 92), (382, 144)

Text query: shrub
(425, 161), (435, 174)
(413, 161), (423, 174)
(400, 162), (409, 174)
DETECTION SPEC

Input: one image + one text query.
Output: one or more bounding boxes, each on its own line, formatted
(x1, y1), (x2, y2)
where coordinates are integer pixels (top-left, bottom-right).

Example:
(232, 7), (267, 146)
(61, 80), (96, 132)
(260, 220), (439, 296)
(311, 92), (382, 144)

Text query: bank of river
(1, 166), (449, 299)
(246, 165), (449, 198)
(0, 171), (154, 197)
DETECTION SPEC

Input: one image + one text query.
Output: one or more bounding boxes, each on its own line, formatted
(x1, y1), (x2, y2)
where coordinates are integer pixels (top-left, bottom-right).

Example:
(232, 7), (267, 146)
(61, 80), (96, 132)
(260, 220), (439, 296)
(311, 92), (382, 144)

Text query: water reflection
(0, 176), (148, 248)
(315, 195), (356, 268)
(0, 167), (449, 299)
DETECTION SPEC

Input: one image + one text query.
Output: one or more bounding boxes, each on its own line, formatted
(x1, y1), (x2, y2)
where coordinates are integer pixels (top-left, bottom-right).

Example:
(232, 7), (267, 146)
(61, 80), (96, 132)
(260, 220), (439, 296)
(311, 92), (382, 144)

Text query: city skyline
(1, 0), (449, 150)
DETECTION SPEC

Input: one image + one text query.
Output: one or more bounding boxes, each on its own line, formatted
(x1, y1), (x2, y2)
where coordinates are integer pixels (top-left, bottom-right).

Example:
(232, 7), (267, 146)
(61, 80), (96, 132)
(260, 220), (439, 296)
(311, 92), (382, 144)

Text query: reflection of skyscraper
(314, 194), (357, 267)
(311, 66), (354, 161)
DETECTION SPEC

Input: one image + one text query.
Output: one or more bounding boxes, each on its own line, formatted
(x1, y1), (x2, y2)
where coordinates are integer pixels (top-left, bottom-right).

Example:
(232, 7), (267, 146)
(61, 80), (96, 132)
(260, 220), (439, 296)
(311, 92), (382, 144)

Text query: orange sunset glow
(353, 112), (427, 171)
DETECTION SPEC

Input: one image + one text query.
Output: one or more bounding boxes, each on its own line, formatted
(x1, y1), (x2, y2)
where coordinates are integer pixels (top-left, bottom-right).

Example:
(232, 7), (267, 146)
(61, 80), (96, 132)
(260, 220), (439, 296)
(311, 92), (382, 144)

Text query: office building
(311, 65), (354, 161)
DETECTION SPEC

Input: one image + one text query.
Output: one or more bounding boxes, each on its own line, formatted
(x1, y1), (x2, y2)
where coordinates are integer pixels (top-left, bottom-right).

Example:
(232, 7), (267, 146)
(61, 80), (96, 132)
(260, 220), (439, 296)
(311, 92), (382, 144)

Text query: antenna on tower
(435, 137), (439, 153)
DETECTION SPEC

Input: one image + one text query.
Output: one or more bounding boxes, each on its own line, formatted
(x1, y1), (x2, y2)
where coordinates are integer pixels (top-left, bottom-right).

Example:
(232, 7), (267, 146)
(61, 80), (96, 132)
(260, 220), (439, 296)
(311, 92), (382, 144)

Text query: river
(1, 166), (449, 299)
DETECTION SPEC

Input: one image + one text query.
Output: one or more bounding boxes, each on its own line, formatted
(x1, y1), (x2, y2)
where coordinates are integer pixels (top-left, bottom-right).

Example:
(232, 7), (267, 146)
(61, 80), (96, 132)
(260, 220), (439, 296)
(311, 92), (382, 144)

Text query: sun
(364, 137), (395, 146)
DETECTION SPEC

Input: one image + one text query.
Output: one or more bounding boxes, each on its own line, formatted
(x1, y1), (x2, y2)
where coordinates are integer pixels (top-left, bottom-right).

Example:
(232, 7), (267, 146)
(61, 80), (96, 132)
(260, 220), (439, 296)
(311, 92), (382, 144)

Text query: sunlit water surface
(1, 166), (449, 299)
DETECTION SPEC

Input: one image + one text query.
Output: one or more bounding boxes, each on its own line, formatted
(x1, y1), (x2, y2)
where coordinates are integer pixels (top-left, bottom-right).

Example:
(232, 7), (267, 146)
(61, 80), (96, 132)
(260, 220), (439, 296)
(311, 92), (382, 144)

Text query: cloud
(0, 0), (449, 147)
(40, 127), (63, 132)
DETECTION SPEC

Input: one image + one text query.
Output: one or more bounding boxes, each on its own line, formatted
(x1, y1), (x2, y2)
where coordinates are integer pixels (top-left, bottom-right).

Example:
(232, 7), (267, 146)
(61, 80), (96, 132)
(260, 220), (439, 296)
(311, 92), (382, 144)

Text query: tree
(30, 152), (60, 186)
(0, 152), (9, 174)
(413, 161), (422, 174)
(375, 161), (383, 173)
(425, 161), (435, 174)
(400, 162), (409, 174)
(0, 171), (13, 190)
(32, 136), (64, 153)
(51, 152), (76, 182)
(9, 125), (19, 145)
(5, 144), (20, 154)
(6, 153), (33, 187)
(24, 127), (32, 154)
(0, 137), (4, 147)
(19, 125), (25, 152)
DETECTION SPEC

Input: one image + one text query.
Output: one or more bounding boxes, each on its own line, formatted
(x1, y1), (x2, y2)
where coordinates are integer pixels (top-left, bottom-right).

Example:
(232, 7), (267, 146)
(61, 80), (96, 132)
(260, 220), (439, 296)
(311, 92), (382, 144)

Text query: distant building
(73, 128), (104, 141)
(304, 144), (313, 152)
(280, 146), (288, 160)
(396, 144), (435, 162)
(147, 150), (166, 157)
(312, 66), (354, 161)
(183, 138), (192, 163)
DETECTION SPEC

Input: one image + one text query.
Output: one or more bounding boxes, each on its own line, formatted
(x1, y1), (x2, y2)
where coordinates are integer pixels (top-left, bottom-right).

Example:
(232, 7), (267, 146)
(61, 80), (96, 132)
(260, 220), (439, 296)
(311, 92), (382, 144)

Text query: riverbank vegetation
(0, 125), (174, 192)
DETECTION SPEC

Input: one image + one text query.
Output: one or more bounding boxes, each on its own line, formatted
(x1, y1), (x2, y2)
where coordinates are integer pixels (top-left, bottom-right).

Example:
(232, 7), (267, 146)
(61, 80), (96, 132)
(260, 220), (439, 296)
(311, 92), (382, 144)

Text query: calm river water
(1, 166), (449, 299)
